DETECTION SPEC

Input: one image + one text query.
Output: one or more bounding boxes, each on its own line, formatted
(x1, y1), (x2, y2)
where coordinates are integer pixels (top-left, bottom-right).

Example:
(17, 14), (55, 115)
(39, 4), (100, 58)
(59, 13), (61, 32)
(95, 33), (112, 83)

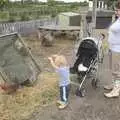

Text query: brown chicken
(0, 83), (19, 94)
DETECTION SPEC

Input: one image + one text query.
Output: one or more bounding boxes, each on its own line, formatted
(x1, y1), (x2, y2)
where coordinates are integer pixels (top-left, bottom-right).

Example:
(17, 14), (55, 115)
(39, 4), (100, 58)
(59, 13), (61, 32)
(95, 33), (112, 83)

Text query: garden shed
(58, 12), (81, 26)
(86, 10), (114, 29)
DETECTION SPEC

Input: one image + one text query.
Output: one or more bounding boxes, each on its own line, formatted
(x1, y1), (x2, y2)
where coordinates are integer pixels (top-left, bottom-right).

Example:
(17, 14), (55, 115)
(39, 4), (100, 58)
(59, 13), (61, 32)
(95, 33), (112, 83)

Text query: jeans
(60, 84), (70, 103)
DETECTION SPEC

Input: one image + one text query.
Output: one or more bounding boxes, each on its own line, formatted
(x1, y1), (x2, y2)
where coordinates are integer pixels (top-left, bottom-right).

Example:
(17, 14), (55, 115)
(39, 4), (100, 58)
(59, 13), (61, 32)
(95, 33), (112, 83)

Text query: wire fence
(0, 18), (57, 36)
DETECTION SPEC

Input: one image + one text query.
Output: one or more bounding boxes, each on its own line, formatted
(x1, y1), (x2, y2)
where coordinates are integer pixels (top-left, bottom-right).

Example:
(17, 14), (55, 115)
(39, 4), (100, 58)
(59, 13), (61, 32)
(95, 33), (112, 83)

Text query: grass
(0, 37), (73, 120)
(0, 29), (109, 120)
(0, 72), (58, 120)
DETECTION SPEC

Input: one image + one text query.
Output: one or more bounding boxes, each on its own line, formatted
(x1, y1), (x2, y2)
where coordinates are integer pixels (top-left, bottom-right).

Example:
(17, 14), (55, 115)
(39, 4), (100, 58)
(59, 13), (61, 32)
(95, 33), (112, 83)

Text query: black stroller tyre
(91, 78), (99, 88)
(75, 87), (86, 97)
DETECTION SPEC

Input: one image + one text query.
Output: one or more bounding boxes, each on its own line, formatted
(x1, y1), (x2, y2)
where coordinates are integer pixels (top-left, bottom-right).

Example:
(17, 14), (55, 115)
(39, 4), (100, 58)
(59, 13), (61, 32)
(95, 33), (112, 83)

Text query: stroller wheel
(75, 87), (86, 97)
(91, 78), (99, 89)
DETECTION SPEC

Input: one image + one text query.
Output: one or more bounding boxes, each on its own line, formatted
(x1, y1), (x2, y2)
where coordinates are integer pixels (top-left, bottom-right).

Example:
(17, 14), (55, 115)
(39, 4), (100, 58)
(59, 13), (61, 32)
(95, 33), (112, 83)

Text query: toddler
(48, 54), (70, 109)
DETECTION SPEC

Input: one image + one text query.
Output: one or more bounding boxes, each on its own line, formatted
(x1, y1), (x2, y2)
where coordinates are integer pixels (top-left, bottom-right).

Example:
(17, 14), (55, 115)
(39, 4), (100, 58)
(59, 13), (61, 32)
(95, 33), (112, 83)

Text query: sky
(10, 0), (88, 3)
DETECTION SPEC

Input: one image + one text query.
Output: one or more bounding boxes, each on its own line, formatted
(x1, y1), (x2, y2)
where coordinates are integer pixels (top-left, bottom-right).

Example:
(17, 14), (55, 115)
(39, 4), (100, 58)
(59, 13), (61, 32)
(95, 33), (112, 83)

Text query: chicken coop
(58, 12), (81, 26)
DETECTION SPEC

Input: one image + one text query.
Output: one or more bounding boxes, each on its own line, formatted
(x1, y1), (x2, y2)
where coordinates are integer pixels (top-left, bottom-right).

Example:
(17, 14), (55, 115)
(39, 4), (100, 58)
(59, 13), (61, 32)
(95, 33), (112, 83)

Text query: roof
(89, 0), (106, 1)
(87, 10), (114, 17)
(59, 12), (80, 17)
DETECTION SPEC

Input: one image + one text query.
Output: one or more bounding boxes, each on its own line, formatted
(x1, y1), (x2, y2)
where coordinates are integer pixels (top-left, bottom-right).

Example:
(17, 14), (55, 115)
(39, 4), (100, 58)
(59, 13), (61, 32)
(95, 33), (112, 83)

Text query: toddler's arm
(48, 57), (58, 69)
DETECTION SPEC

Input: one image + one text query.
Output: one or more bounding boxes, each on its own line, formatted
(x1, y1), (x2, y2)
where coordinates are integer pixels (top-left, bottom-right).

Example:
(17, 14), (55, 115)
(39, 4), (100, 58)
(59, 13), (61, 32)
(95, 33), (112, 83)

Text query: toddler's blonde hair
(54, 55), (67, 67)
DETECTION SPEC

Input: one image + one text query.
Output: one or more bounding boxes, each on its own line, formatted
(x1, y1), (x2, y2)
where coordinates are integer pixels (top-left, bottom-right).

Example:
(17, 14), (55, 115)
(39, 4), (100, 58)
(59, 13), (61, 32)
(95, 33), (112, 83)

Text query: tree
(47, 0), (56, 6)
(0, 0), (9, 10)
(21, 0), (33, 5)
(105, 0), (117, 9)
(34, 0), (39, 3)
(21, 0), (24, 5)
(24, 0), (33, 4)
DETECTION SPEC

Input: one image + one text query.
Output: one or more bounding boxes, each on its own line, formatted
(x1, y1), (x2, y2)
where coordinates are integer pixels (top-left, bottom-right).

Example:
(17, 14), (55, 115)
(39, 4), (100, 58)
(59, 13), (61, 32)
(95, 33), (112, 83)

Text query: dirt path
(27, 56), (120, 120)
(26, 38), (120, 120)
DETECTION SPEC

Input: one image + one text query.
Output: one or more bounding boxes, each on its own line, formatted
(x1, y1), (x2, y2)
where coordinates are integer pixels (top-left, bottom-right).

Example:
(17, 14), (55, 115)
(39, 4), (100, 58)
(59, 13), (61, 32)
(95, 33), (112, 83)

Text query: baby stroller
(70, 35), (104, 97)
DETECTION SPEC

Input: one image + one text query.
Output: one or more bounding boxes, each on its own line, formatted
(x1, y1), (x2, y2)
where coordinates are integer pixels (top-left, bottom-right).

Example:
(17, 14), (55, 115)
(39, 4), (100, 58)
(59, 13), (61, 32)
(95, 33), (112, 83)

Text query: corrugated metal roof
(59, 12), (80, 17)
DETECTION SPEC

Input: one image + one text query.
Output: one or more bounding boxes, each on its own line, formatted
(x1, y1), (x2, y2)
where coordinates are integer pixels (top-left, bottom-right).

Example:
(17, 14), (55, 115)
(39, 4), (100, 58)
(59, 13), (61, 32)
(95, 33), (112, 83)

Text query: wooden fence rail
(0, 18), (57, 36)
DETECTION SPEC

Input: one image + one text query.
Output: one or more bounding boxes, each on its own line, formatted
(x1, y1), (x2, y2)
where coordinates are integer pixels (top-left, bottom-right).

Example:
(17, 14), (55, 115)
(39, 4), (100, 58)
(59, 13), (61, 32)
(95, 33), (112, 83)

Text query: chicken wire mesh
(0, 33), (41, 86)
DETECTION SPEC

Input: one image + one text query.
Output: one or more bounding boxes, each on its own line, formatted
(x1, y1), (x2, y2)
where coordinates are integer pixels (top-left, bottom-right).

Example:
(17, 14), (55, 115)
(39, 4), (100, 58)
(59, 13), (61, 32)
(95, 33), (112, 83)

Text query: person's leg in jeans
(104, 52), (120, 98)
(58, 85), (70, 109)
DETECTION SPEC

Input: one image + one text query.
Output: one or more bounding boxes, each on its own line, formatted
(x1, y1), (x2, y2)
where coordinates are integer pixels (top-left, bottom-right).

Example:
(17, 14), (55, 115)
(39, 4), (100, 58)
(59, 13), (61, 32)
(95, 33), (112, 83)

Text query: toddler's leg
(60, 86), (67, 102)
(66, 84), (71, 101)
(58, 85), (70, 109)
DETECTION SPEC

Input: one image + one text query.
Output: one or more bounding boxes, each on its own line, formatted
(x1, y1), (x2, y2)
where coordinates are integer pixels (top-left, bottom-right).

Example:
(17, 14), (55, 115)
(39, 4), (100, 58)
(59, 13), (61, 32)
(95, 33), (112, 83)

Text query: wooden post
(79, 14), (84, 40)
(17, 33), (41, 72)
(91, 0), (97, 37)
(112, 14), (116, 22)
(74, 12), (87, 55)
(83, 14), (87, 38)
(79, 12), (87, 40)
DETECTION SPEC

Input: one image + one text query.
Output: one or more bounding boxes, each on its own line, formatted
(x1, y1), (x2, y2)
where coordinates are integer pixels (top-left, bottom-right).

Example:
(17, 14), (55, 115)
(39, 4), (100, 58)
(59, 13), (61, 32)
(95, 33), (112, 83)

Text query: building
(86, 10), (114, 29)
(89, 0), (107, 10)
(87, 0), (113, 29)
(58, 0), (114, 30)
(58, 12), (81, 26)
(97, 0), (107, 9)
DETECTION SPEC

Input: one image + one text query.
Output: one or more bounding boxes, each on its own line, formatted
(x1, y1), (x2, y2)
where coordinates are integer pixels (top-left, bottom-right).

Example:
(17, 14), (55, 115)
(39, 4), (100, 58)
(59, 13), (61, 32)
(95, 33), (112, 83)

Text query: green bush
(9, 16), (16, 22)
(0, 11), (9, 21)
(51, 12), (57, 18)
(20, 13), (30, 21)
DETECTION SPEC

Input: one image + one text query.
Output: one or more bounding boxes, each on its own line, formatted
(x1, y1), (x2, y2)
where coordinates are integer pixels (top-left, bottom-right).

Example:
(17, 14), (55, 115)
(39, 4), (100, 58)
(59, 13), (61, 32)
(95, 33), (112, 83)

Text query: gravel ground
(25, 35), (120, 120)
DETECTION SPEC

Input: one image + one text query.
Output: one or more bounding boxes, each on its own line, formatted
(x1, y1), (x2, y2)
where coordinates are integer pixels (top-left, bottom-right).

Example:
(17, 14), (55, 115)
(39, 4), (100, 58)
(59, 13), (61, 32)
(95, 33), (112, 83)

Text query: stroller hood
(76, 38), (98, 57)
(80, 38), (98, 50)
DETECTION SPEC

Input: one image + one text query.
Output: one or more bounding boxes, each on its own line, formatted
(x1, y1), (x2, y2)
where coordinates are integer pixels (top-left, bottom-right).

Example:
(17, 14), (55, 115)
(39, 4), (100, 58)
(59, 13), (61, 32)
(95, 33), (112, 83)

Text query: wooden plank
(38, 25), (80, 31)
(17, 33), (41, 72)
(91, 0), (97, 36)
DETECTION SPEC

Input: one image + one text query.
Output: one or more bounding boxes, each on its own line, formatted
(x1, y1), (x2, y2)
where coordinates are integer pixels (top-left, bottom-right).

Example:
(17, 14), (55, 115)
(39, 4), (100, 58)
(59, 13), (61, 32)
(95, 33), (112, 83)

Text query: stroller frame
(71, 35), (104, 97)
